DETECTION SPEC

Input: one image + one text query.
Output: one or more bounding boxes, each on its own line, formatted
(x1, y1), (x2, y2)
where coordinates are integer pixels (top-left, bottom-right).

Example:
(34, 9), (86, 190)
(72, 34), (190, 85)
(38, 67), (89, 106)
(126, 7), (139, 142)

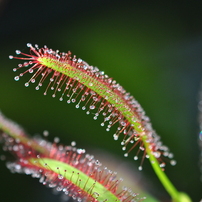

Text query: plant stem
(143, 137), (192, 202)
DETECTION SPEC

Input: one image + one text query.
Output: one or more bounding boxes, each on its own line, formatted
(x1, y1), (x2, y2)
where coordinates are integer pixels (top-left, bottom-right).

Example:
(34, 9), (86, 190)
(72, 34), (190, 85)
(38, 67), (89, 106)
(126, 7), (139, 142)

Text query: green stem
(143, 138), (192, 202)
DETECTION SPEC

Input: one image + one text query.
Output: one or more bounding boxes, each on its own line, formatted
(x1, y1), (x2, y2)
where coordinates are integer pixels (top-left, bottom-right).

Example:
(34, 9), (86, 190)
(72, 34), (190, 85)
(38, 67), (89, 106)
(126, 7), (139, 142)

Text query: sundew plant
(0, 43), (194, 202)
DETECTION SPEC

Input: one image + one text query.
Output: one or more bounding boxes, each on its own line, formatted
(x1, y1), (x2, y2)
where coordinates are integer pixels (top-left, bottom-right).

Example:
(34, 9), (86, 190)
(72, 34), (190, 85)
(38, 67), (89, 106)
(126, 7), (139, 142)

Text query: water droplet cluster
(0, 114), (144, 202)
(9, 43), (176, 168)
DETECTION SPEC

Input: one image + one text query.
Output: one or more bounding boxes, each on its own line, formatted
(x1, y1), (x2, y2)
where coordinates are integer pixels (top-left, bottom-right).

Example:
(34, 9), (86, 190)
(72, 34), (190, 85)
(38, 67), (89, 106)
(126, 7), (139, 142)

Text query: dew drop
(134, 156), (138, 160)
(15, 164), (21, 170)
(93, 116), (97, 120)
(138, 166), (142, 171)
(56, 187), (63, 192)
(29, 69), (34, 73)
(82, 106), (86, 110)
(27, 43), (32, 47)
(90, 105), (95, 110)
(77, 58), (82, 63)
(15, 50), (21, 54)
(58, 174), (64, 180)
(59, 97), (63, 101)
(86, 111), (90, 115)
(13, 145), (19, 151)
(121, 141), (125, 145)
(154, 152), (161, 158)
(71, 141), (76, 146)
(13, 68), (17, 72)
(101, 123), (104, 126)
(75, 104), (79, 108)
(14, 76), (19, 81)
(170, 160), (177, 166)
(113, 134), (118, 140)
(163, 152), (169, 157)
(121, 121), (126, 126)
(168, 153), (174, 159)
(35, 86), (39, 90)
(43, 130), (49, 137)
(52, 94), (56, 98)
(9, 55), (13, 59)
(54, 137), (60, 143)
(124, 153), (128, 157)
(24, 62), (29, 67)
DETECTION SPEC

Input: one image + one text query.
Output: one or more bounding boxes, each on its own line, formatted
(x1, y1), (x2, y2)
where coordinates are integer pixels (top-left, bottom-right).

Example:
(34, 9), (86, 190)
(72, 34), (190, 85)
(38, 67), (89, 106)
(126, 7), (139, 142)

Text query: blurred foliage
(0, 0), (202, 201)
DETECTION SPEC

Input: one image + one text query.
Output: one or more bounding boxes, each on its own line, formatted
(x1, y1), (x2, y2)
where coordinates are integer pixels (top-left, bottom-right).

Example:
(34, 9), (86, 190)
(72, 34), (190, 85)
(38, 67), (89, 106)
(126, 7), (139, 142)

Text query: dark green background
(0, 0), (202, 201)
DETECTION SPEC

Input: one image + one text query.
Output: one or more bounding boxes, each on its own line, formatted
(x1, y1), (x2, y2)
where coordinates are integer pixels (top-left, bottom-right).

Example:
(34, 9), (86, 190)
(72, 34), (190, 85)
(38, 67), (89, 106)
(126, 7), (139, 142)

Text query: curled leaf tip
(10, 44), (175, 169)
